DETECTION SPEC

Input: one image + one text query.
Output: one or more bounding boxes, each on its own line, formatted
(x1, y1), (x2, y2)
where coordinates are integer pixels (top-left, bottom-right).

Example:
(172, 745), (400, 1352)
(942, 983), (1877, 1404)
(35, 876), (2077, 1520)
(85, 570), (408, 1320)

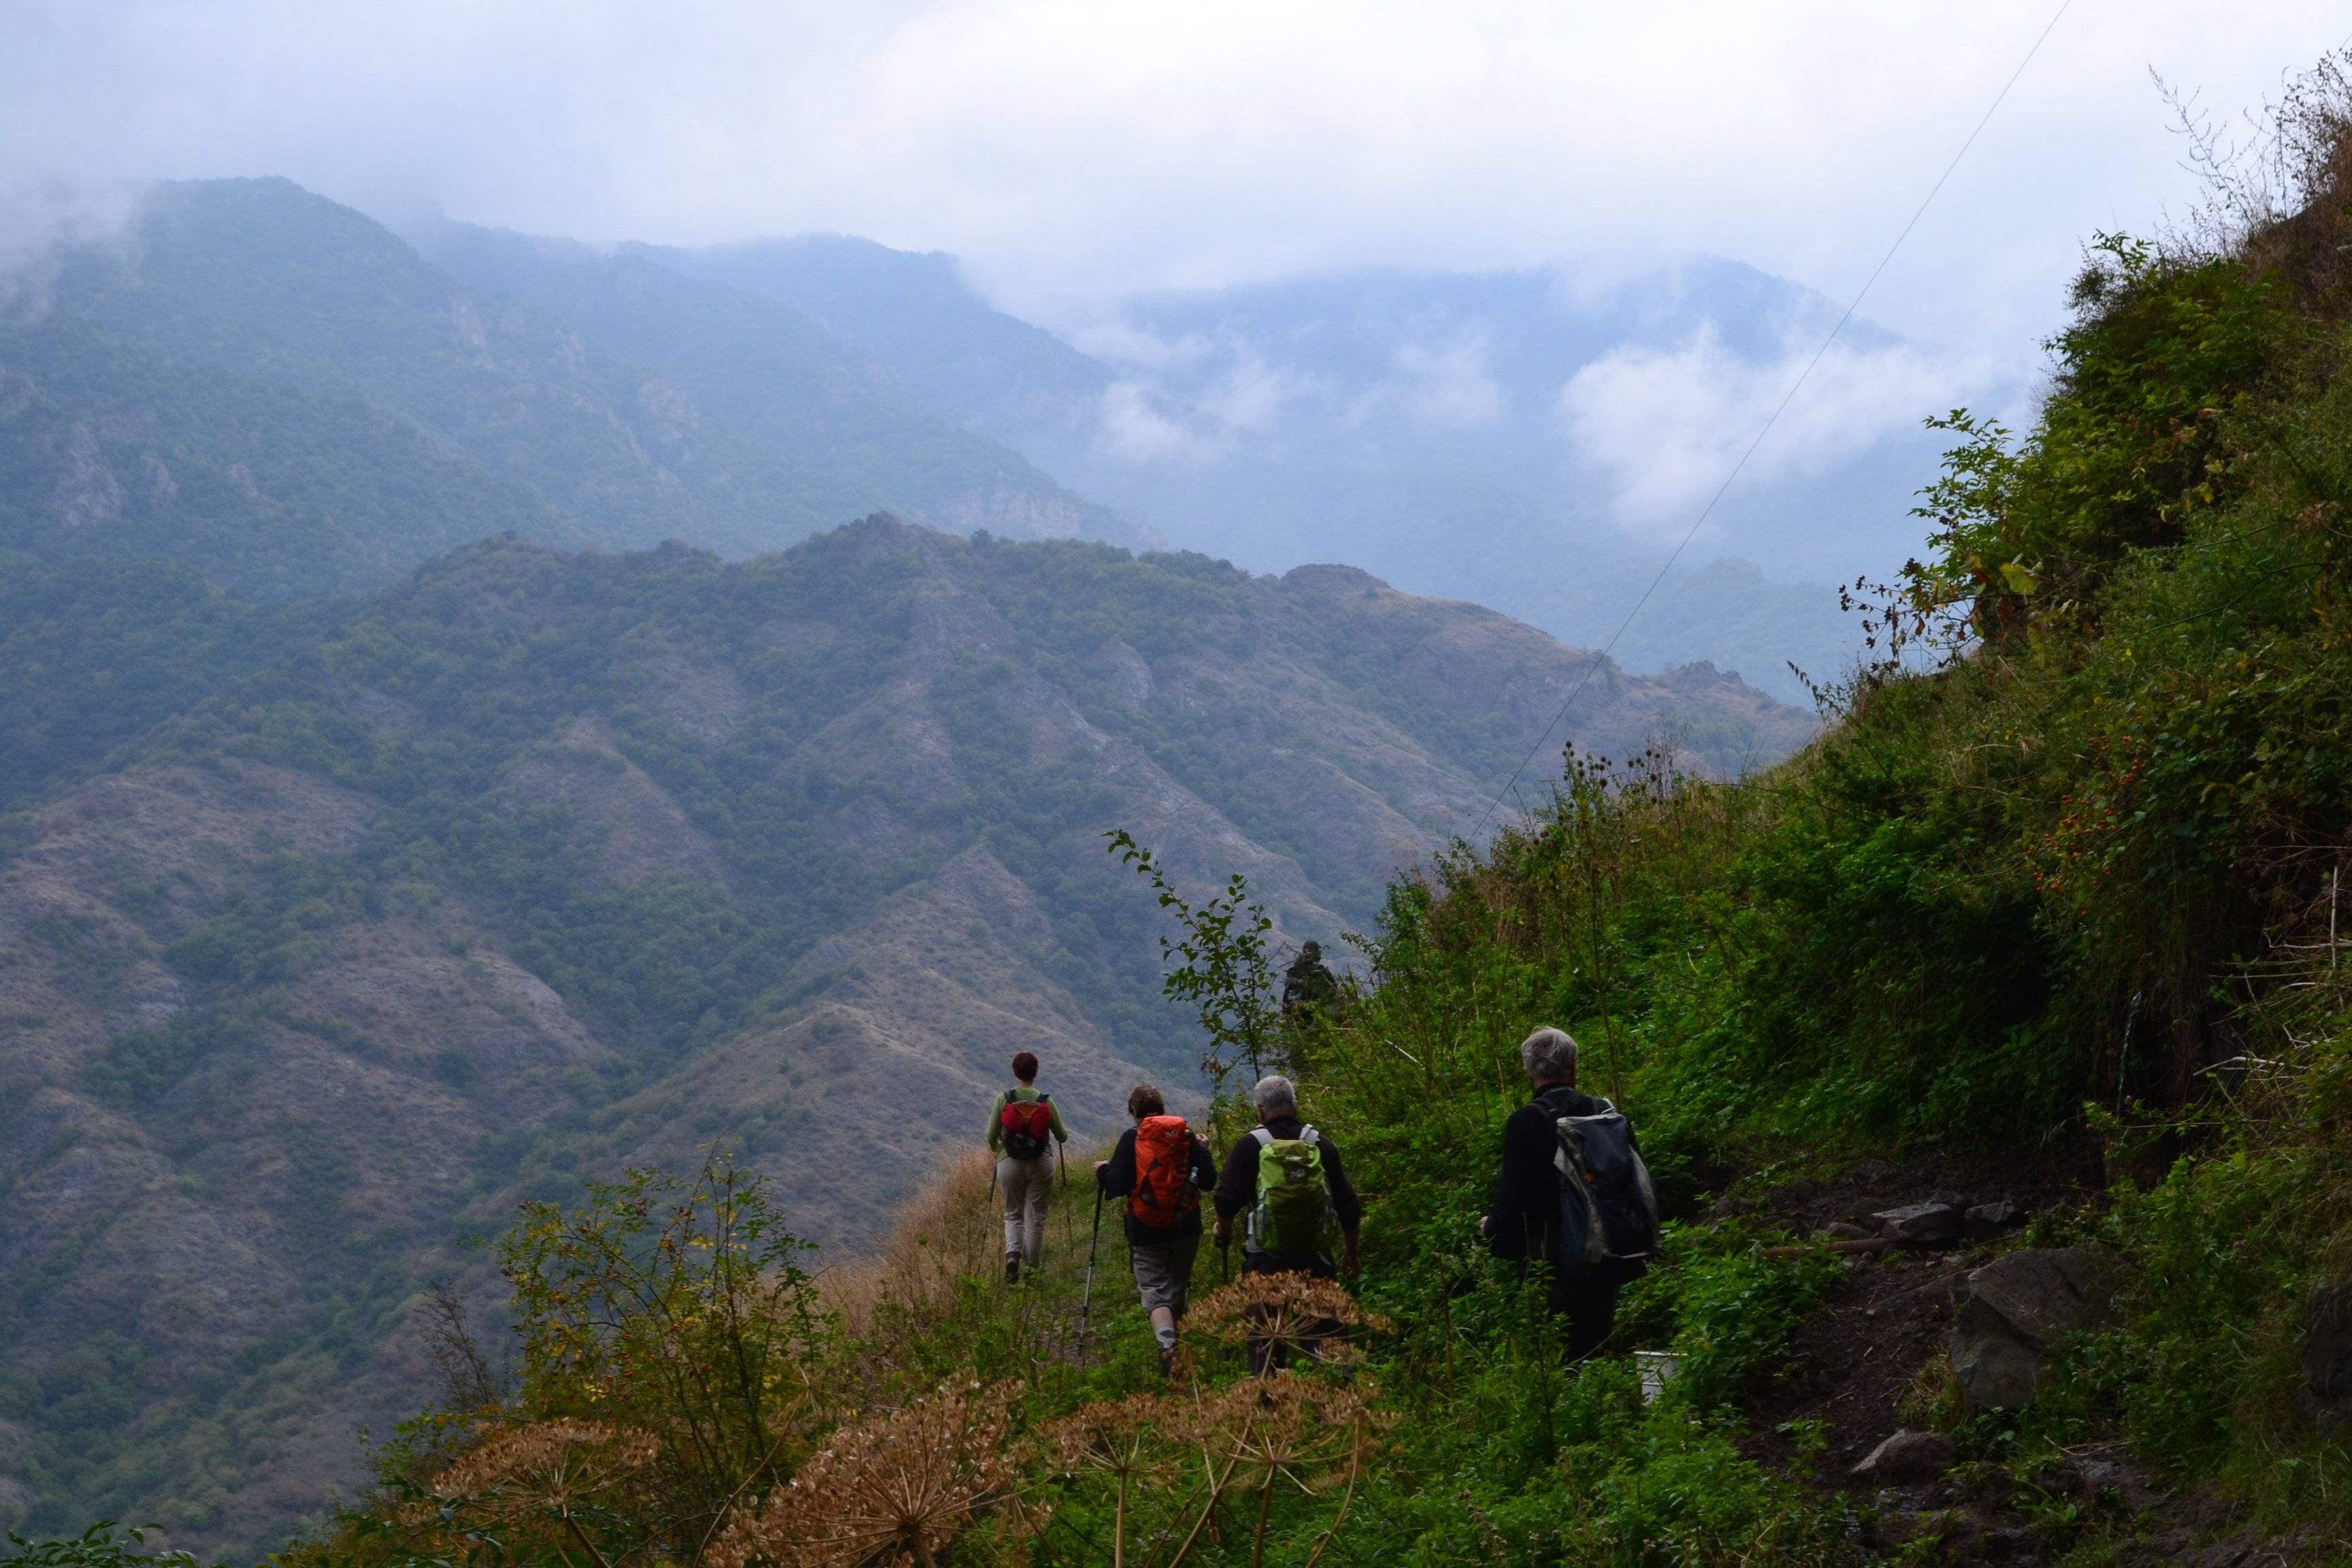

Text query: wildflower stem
(1299, 1416), (1367, 1568)
(558, 1509), (616, 1568)
(1162, 1451), (1241, 1568)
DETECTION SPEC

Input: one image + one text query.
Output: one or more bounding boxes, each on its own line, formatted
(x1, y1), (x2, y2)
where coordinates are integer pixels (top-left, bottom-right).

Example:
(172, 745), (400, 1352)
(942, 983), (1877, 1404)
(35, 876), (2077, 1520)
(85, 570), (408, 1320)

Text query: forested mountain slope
(0, 518), (1811, 1553)
(2, 179), (1132, 597)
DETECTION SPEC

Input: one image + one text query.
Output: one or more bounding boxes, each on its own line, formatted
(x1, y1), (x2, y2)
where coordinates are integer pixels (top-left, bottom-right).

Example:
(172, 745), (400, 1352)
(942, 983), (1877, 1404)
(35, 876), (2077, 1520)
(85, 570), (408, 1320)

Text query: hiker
(987, 1050), (1070, 1282)
(1281, 941), (1341, 1022)
(1481, 1026), (1659, 1360)
(1213, 1074), (1362, 1371)
(1094, 1083), (1218, 1377)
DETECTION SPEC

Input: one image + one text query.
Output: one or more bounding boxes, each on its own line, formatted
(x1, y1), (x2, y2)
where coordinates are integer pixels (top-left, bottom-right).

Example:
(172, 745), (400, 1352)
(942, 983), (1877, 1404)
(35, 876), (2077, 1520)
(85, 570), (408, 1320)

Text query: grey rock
(1850, 1427), (1958, 1484)
(1876, 1200), (1965, 1245)
(1952, 1247), (2118, 1408)
(1963, 1199), (2025, 1241)
(1824, 1221), (1874, 1241)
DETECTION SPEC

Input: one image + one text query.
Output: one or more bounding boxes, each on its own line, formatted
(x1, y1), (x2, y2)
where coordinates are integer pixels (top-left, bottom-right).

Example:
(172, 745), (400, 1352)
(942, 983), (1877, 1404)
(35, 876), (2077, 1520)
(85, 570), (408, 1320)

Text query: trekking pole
(1075, 1183), (1105, 1360)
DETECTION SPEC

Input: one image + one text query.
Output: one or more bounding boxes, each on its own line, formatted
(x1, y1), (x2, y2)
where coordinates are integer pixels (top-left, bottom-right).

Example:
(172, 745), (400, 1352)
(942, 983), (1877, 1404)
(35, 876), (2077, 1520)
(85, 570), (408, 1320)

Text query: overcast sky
(7, 2), (2347, 346)
(5, 1), (2350, 590)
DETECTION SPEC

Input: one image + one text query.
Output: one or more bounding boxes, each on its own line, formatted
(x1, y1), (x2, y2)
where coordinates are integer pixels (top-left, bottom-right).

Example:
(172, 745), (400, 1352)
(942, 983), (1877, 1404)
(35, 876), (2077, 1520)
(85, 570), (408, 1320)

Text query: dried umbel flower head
(1182, 1373), (1386, 1493)
(419, 1420), (660, 1524)
(1041, 1393), (1177, 1484)
(1188, 1273), (1388, 1368)
(711, 1380), (1019, 1568)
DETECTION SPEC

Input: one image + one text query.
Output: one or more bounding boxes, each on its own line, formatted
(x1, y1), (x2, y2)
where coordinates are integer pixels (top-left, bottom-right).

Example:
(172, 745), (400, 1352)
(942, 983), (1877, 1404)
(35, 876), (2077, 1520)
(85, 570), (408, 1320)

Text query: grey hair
(1520, 1027), (1580, 1081)
(1252, 1073), (1298, 1115)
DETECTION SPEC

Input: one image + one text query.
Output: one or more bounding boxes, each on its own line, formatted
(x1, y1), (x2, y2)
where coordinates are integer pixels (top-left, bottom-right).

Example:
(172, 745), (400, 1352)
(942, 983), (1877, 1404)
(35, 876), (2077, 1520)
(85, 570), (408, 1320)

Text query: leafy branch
(1104, 830), (1280, 1092)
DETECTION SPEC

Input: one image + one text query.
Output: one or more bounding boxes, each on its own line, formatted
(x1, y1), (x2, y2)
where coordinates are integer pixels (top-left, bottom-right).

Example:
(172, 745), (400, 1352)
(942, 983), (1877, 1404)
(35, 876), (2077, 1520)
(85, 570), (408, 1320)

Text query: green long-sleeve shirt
(985, 1084), (1071, 1153)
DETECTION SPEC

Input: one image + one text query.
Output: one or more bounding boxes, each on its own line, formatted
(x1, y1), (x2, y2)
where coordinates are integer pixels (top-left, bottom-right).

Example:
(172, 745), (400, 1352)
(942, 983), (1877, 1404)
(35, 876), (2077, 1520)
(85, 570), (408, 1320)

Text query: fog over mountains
(614, 234), (1941, 700)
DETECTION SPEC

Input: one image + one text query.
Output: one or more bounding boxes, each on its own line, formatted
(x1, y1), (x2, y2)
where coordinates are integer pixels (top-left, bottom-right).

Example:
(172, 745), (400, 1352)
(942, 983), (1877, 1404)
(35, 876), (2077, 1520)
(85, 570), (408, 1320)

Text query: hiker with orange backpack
(1094, 1083), (1218, 1377)
(987, 1050), (1071, 1283)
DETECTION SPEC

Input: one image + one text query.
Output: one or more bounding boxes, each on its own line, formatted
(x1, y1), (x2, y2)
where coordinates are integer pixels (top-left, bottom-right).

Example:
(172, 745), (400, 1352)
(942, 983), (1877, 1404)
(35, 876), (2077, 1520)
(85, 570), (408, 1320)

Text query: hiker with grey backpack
(1482, 1027), (1661, 1360)
(1212, 1073), (1362, 1372)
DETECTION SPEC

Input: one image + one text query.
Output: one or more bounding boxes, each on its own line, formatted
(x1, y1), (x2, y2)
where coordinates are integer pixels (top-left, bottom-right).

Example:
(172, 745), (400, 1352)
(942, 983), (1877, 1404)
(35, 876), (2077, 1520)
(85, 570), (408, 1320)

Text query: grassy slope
(280, 91), (2352, 1568)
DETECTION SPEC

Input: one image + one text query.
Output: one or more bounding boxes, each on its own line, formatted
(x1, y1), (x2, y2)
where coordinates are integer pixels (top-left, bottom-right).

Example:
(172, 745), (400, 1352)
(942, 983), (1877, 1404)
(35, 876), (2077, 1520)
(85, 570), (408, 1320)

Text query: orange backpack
(1128, 1115), (1198, 1229)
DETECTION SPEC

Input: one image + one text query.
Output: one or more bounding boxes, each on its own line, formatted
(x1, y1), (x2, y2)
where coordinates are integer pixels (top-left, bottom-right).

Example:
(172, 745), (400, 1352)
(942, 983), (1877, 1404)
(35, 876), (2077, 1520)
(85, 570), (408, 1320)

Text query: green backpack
(1247, 1126), (1335, 1254)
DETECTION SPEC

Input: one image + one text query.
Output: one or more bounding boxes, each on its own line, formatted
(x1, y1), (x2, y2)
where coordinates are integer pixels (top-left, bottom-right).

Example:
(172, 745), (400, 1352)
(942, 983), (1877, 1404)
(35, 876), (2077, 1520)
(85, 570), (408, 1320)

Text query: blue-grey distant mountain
(653, 234), (1115, 442)
(9, 179), (1145, 592)
(416, 223), (1142, 549)
(664, 242), (1929, 700)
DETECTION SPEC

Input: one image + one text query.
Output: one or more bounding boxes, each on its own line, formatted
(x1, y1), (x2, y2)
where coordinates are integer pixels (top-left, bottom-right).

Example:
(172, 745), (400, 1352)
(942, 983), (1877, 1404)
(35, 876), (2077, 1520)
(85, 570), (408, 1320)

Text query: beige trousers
(998, 1154), (1055, 1266)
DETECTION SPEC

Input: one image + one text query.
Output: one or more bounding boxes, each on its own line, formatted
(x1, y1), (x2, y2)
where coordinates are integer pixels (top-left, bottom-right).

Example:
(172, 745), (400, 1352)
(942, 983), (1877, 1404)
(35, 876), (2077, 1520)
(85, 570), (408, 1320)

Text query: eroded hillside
(0, 517), (1811, 1550)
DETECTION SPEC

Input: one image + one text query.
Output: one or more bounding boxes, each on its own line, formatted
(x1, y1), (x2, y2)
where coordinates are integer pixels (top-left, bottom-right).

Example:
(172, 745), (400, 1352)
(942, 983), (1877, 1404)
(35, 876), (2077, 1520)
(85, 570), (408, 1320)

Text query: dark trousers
(1553, 1267), (1624, 1361)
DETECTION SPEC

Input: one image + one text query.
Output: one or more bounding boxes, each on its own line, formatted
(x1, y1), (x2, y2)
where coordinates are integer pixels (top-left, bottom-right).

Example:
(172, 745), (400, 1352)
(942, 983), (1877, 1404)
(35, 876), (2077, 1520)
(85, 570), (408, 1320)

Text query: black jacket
(1486, 1083), (1620, 1271)
(1096, 1125), (1218, 1245)
(1213, 1116), (1363, 1239)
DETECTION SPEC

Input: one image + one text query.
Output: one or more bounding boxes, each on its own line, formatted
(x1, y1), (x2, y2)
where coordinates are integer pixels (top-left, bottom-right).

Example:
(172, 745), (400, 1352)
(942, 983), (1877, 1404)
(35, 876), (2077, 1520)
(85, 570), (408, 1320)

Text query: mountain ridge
(0, 517), (1813, 1552)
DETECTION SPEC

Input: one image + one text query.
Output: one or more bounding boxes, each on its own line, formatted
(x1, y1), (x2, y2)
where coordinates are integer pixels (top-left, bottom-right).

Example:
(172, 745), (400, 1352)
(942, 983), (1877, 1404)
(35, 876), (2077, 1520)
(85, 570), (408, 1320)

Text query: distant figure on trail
(1094, 1083), (1218, 1378)
(1281, 941), (1341, 1022)
(1213, 1073), (1362, 1371)
(1481, 1027), (1660, 1360)
(987, 1050), (1070, 1283)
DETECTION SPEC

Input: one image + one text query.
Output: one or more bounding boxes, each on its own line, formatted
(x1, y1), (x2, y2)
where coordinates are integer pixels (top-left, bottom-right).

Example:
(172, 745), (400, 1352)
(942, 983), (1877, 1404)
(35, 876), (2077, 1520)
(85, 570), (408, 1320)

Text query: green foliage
(1644, 1238), (1841, 1416)
(496, 1152), (830, 1545)
(0, 314), (572, 601)
(1, 1524), (214, 1568)
(82, 1009), (252, 1109)
(0, 556), (330, 808)
(1105, 829), (1280, 1089)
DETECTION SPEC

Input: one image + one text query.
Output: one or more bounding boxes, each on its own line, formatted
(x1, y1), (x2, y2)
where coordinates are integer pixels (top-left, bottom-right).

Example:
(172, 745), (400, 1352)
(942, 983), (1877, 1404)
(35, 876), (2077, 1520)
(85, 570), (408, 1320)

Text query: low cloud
(1380, 331), (1503, 429)
(1097, 380), (1213, 462)
(0, 178), (141, 316)
(1556, 326), (1993, 538)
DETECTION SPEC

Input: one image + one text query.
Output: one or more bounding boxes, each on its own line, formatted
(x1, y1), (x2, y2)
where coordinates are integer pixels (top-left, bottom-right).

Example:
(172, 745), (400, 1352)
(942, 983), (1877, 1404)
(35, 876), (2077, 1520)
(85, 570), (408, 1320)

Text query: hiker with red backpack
(987, 1051), (1071, 1283)
(1481, 1027), (1661, 1360)
(1093, 1083), (1218, 1377)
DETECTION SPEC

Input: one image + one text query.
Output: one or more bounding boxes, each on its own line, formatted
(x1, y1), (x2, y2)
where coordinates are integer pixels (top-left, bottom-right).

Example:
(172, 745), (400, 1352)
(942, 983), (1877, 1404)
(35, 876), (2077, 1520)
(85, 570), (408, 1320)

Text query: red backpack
(1000, 1092), (1054, 1160)
(1128, 1115), (1198, 1229)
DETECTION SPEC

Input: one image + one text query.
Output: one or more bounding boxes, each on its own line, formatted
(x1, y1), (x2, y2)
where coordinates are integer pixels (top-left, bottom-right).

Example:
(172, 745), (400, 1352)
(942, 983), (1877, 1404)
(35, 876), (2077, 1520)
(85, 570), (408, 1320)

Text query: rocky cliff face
(0, 518), (1814, 1552)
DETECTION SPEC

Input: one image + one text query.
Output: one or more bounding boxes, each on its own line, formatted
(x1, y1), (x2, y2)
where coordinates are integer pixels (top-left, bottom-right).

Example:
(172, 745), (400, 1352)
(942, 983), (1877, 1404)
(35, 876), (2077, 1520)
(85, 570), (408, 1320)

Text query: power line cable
(1473, 0), (2075, 836)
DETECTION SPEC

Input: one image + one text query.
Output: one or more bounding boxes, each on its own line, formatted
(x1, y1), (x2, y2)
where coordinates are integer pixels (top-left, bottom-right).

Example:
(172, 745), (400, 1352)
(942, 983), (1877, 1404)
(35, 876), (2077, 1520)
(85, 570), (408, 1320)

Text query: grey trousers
(998, 1154), (1054, 1266)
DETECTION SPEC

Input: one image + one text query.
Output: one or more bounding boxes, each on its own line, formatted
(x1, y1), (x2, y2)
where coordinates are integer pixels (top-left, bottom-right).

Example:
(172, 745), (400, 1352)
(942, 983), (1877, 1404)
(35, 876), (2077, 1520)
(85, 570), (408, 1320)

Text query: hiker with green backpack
(1094, 1083), (1218, 1377)
(987, 1050), (1071, 1283)
(1212, 1074), (1362, 1371)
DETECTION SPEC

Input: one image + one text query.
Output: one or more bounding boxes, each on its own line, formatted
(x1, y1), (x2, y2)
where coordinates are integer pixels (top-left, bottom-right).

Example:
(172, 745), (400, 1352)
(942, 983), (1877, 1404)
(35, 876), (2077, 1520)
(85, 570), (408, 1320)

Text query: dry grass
(819, 1148), (1002, 1338)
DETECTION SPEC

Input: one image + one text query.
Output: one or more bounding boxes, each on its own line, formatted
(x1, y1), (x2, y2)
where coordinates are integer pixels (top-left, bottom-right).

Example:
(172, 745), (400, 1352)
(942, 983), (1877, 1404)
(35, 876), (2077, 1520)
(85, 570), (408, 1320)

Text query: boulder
(1875, 1200), (1965, 1246)
(1951, 1247), (2118, 1409)
(1963, 1200), (2025, 1241)
(1850, 1428), (1957, 1484)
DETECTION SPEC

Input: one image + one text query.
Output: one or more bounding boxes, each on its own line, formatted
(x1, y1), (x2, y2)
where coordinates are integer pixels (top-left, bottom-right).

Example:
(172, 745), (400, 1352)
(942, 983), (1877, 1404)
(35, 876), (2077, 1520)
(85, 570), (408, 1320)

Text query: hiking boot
(1158, 1344), (1180, 1380)
(1004, 1254), (1021, 1284)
